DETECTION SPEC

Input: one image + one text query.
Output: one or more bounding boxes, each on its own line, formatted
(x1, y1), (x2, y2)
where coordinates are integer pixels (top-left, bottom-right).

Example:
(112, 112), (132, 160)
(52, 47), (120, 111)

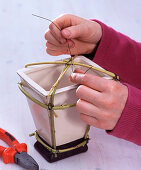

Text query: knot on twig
(48, 103), (54, 110)
(65, 58), (72, 65)
(113, 74), (119, 81)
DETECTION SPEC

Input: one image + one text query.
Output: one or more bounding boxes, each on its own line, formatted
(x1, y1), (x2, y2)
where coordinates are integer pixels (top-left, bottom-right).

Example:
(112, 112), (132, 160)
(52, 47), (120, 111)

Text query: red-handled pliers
(0, 128), (39, 169)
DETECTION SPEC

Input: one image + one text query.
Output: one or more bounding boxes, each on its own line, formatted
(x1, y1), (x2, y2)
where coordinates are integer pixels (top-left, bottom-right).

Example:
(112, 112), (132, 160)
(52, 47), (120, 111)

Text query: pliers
(0, 128), (39, 170)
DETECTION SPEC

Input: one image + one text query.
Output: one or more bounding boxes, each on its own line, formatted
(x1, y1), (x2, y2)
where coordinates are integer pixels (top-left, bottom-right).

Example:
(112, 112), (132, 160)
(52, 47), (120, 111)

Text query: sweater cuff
(107, 83), (141, 146)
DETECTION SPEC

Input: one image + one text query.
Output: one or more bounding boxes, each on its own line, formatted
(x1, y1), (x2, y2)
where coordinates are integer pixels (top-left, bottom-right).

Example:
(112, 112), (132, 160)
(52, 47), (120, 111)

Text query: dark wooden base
(34, 136), (88, 163)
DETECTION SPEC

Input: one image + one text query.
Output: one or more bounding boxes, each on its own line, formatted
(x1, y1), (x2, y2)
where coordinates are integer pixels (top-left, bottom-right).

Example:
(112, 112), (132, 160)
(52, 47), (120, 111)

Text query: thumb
(61, 24), (84, 39)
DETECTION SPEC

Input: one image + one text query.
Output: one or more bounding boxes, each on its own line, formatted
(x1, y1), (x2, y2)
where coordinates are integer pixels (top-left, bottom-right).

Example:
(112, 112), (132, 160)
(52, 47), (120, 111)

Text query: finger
(80, 113), (99, 128)
(46, 44), (67, 54)
(48, 14), (78, 43)
(46, 48), (68, 56)
(80, 113), (107, 129)
(45, 30), (62, 46)
(65, 38), (96, 55)
(62, 24), (88, 39)
(46, 40), (74, 50)
(76, 99), (102, 119)
(53, 14), (83, 30)
(76, 85), (102, 107)
(46, 41), (75, 56)
(48, 23), (66, 44)
(73, 68), (85, 73)
(53, 14), (88, 40)
(70, 73), (108, 92)
(48, 14), (84, 43)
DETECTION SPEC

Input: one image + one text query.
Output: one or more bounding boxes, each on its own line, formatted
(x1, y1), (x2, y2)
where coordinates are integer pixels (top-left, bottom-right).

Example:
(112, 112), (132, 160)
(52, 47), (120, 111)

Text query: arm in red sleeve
(93, 20), (141, 89)
(90, 21), (141, 145)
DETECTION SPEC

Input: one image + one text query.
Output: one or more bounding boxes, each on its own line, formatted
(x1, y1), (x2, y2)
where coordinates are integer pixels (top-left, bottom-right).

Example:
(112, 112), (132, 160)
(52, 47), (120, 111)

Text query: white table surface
(0, 0), (141, 170)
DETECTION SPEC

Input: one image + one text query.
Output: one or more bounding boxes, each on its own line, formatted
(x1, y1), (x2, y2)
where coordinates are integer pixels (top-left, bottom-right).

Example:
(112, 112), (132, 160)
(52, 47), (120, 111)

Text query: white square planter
(17, 56), (114, 161)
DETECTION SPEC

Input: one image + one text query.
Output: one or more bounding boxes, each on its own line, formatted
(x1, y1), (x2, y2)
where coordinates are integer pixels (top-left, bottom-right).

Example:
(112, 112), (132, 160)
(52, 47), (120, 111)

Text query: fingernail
(70, 73), (84, 83)
(62, 29), (71, 38)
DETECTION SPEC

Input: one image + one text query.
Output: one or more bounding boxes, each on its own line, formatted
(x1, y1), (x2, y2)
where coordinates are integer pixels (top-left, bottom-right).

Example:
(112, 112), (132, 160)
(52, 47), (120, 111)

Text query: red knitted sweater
(91, 21), (141, 146)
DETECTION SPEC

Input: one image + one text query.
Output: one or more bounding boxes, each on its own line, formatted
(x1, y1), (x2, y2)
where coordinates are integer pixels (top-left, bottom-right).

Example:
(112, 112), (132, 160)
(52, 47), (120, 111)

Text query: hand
(70, 68), (128, 130)
(44, 14), (102, 56)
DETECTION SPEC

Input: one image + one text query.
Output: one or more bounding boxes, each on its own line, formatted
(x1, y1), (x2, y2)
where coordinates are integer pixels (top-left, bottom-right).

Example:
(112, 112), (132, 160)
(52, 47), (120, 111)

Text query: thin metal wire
(32, 14), (61, 31)
(84, 65), (93, 74)
(32, 14), (74, 72)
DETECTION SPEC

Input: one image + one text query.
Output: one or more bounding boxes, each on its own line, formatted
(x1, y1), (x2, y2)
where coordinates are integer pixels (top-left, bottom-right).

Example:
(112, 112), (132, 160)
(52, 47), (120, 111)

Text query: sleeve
(108, 83), (141, 146)
(90, 20), (141, 146)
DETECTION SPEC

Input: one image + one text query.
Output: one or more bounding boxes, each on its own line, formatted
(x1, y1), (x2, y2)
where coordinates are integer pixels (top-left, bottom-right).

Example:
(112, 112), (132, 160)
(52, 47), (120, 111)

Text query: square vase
(17, 56), (113, 162)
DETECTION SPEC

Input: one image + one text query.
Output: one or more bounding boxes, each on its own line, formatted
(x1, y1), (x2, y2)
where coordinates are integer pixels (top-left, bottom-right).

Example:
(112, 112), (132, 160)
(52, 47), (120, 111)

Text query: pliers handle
(0, 128), (27, 164)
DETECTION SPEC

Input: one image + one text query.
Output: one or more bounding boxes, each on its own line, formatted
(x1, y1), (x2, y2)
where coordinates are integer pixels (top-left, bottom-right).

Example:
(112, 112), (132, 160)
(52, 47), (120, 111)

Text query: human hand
(44, 14), (102, 56)
(70, 68), (128, 130)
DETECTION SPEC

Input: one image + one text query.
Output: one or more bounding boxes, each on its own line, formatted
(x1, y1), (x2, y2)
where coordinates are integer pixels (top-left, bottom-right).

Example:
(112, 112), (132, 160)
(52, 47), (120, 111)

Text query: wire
(32, 14), (74, 72)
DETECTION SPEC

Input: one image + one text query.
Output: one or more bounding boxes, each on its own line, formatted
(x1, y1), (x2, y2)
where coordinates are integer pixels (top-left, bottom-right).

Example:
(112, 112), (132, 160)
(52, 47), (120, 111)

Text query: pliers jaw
(0, 128), (39, 169)
(14, 152), (39, 170)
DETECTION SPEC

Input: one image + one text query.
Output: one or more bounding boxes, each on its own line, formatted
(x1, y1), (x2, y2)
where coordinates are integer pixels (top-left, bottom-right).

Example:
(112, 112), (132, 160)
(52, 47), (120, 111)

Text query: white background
(0, 0), (141, 170)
